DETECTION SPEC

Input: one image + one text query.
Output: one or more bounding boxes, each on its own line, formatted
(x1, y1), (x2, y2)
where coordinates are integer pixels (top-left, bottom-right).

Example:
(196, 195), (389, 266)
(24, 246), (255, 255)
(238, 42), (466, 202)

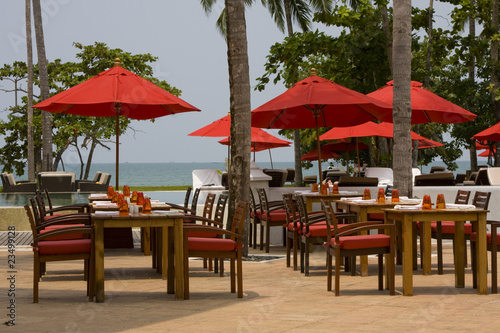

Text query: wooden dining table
(383, 207), (488, 296)
(92, 211), (185, 302)
(297, 191), (360, 211)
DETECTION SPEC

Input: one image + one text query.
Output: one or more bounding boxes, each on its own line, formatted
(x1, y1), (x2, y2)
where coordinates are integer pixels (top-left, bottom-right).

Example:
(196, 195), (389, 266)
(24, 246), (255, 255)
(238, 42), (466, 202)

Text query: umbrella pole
(115, 104), (121, 190)
(356, 138), (361, 176)
(268, 149), (273, 169)
(314, 113), (323, 183)
(253, 143), (256, 162)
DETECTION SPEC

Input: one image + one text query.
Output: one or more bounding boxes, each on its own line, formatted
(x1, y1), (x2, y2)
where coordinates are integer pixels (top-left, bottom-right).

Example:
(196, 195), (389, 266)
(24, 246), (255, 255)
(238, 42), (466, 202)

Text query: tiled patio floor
(2, 242), (500, 332)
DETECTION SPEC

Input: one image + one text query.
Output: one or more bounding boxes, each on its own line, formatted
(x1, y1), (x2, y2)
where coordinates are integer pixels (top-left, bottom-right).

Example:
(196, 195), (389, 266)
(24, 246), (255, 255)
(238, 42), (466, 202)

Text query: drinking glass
(119, 199), (128, 214)
(422, 195), (432, 210)
(312, 183), (319, 192)
(136, 192), (145, 206)
(377, 188), (385, 204)
(391, 189), (400, 203)
(107, 186), (115, 198)
(363, 188), (371, 200)
(131, 191), (138, 203)
(436, 194), (446, 209)
(123, 185), (130, 197)
(143, 198), (152, 213)
(332, 183), (339, 194)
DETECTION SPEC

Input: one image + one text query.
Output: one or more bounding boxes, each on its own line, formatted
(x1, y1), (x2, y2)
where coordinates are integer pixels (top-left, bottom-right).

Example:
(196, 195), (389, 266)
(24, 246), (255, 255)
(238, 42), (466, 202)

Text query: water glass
(422, 195), (432, 210)
(136, 192), (145, 206)
(377, 188), (385, 204)
(119, 199), (128, 214)
(391, 189), (400, 203)
(143, 198), (152, 213)
(123, 185), (130, 197)
(436, 194), (446, 209)
(363, 188), (371, 200)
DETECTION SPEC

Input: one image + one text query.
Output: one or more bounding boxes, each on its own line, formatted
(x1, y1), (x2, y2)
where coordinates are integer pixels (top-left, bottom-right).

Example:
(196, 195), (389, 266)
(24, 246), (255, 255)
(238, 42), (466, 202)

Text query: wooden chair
(256, 188), (288, 253)
(24, 204), (95, 303)
(249, 189), (261, 249)
(471, 220), (500, 293)
(423, 190), (472, 274)
(282, 193), (300, 270)
(296, 195), (356, 276)
(183, 201), (248, 299)
(163, 186), (193, 214)
(468, 192), (492, 289)
(321, 199), (395, 296)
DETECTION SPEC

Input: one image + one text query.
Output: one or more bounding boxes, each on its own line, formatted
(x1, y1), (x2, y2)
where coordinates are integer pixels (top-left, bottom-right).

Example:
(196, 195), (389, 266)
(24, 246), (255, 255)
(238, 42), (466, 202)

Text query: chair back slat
(183, 187), (192, 212)
(455, 190), (471, 205)
(472, 191), (491, 210)
(321, 199), (339, 240)
(282, 193), (298, 225)
(256, 188), (269, 213)
(230, 201), (249, 237)
(190, 188), (201, 213)
(202, 193), (216, 220)
(213, 194), (228, 224)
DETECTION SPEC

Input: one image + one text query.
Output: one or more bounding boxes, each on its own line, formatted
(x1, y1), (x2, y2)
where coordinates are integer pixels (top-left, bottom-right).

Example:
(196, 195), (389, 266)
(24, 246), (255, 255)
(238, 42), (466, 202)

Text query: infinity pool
(0, 191), (188, 207)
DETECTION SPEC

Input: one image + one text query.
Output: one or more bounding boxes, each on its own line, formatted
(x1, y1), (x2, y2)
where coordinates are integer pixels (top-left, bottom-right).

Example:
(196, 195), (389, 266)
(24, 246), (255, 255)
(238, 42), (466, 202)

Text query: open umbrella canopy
(367, 81), (477, 124)
(188, 114), (232, 137)
(251, 69), (392, 181)
(34, 59), (200, 119)
(217, 127), (291, 152)
(471, 121), (500, 142)
(34, 58), (200, 188)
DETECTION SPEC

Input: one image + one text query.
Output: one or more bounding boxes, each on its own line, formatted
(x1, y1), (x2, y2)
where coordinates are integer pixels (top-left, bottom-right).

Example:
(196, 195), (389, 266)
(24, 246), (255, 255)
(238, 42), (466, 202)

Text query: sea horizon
(2, 159), (483, 187)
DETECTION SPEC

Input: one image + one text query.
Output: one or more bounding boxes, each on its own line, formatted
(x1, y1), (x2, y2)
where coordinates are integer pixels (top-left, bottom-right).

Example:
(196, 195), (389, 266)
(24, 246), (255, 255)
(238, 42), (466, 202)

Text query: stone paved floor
(1, 242), (500, 332)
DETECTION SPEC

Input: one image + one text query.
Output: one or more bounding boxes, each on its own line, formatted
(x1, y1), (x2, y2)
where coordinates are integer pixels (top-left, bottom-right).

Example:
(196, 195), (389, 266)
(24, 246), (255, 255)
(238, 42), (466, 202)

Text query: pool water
(0, 191), (188, 207)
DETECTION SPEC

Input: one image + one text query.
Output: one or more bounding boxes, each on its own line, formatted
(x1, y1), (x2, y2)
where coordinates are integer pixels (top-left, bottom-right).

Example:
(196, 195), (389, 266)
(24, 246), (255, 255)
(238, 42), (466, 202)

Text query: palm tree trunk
(469, 0), (478, 172)
(392, 0), (413, 197)
(492, 0), (500, 166)
(225, 0), (251, 255)
(380, 4), (393, 77)
(33, 0), (53, 171)
(25, 0), (35, 181)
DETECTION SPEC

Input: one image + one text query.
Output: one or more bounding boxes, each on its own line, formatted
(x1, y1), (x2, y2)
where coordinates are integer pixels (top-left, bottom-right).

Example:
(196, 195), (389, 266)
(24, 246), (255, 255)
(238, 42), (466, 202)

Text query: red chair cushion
(329, 234), (391, 250)
(369, 213), (385, 221)
(41, 224), (86, 240)
(188, 237), (240, 252)
(37, 239), (91, 255)
(303, 223), (348, 237)
(261, 209), (288, 222)
(470, 232), (500, 244)
(285, 222), (300, 231)
(430, 221), (472, 234)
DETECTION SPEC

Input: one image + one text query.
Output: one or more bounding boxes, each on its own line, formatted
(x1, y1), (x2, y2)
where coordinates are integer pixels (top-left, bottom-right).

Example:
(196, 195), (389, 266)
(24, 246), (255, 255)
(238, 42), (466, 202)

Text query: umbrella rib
(268, 108), (287, 128)
(161, 105), (175, 115)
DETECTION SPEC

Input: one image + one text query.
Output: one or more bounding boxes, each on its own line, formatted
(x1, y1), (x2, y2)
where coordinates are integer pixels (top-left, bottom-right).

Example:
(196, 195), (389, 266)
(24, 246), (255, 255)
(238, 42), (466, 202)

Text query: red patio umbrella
(471, 121), (500, 142)
(188, 114), (232, 137)
(218, 127), (291, 168)
(251, 69), (393, 182)
(301, 139), (368, 161)
(34, 58), (201, 188)
(367, 81), (477, 124)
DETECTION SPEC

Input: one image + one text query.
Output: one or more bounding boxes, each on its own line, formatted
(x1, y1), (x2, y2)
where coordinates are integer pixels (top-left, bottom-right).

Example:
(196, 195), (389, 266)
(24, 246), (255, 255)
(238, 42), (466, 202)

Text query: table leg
(306, 198), (313, 212)
(454, 221), (465, 288)
(359, 208), (368, 276)
(174, 218), (185, 299)
(95, 222), (105, 303)
(402, 215), (413, 296)
(476, 213), (488, 295)
(143, 227), (151, 256)
(422, 221), (431, 275)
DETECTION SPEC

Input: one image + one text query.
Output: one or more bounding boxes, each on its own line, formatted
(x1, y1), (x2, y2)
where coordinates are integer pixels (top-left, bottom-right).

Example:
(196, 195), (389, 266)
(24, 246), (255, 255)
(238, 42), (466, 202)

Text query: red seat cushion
(329, 234), (391, 250)
(188, 237), (240, 252)
(369, 213), (385, 221)
(285, 222), (300, 231)
(41, 224), (86, 240)
(261, 209), (288, 222)
(430, 221), (472, 234)
(303, 223), (348, 237)
(470, 232), (500, 244)
(37, 239), (91, 255)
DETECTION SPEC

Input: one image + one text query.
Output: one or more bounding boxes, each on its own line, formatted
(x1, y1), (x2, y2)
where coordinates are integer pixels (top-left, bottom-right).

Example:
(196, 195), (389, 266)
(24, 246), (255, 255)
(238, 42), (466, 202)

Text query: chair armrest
(182, 215), (224, 228)
(166, 203), (196, 214)
(34, 226), (93, 243)
(45, 204), (90, 215)
(334, 223), (395, 241)
(38, 214), (92, 230)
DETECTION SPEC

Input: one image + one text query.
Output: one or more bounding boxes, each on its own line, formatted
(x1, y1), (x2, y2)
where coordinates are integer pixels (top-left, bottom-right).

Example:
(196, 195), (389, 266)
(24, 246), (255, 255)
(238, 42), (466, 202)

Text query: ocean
(4, 160), (479, 187)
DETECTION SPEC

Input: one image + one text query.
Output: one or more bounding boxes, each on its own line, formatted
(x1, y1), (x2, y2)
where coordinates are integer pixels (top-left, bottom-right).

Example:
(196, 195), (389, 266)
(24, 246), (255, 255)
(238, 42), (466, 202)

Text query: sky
(0, 0), (477, 165)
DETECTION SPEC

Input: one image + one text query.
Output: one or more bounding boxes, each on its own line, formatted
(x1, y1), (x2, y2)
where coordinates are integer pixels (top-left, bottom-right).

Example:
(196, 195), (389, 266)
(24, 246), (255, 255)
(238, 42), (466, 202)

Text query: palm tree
(25, 0), (35, 181)
(392, 0), (413, 196)
(32, 0), (53, 171)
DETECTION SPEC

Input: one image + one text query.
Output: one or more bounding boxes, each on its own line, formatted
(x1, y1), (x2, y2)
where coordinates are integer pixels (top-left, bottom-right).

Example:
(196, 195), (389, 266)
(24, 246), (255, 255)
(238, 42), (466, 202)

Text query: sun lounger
(414, 172), (456, 186)
(1, 172), (38, 193)
(38, 172), (76, 192)
(192, 169), (225, 190)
